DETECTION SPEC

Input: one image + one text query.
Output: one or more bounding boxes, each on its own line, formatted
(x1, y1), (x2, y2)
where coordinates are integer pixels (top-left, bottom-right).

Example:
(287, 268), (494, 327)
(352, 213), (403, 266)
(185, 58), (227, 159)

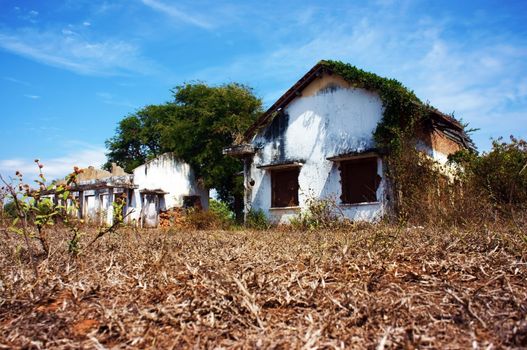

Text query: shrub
(290, 196), (343, 230)
(471, 137), (526, 206)
(245, 209), (270, 230)
(209, 199), (235, 225)
(448, 136), (527, 223)
(386, 145), (448, 224)
(185, 203), (234, 230)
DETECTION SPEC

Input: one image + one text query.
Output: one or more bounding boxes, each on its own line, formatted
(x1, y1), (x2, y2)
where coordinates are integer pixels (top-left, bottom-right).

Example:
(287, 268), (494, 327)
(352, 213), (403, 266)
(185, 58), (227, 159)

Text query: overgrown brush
(245, 208), (271, 230)
(184, 201), (235, 230)
(384, 136), (527, 229)
(290, 195), (346, 230)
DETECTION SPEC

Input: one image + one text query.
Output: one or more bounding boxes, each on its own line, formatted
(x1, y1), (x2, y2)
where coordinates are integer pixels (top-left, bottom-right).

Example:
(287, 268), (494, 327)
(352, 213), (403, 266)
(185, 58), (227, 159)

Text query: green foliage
(67, 226), (83, 256)
(104, 105), (175, 172)
(0, 161), (84, 264)
(450, 136), (527, 206)
(183, 199), (236, 230)
(386, 145), (448, 223)
(112, 193), (127, 225)
(106, 83), (263, 211)
(245, 209), (270, 230)
(209, 199), (235, 224)
(2, 201), (17, 218)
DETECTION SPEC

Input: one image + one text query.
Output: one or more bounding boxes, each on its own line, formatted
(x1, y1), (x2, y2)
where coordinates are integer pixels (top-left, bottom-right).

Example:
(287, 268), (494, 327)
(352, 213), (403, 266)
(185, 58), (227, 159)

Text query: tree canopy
(105, 82), (263, 210)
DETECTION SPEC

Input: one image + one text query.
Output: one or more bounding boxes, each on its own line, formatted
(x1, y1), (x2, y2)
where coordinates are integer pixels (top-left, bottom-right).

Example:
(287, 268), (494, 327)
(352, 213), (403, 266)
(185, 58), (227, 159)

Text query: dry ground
(1, 223), (526, 349)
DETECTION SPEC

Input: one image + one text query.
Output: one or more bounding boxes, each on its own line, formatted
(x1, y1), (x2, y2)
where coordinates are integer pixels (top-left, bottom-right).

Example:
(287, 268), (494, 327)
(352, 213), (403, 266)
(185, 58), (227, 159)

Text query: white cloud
(141, 0), (213, 29)
(23, 94), (40, 99)
(0, 28), (156, 76)
(83, 21), (91, 27)
(17, 9), (40, 23)
(195, 8), (526, 151)
(0, 145), (107, 183)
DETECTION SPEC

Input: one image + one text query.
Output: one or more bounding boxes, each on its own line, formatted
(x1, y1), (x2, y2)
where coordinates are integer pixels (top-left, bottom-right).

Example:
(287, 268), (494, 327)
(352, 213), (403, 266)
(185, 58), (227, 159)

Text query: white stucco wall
(248, 78), (387, 224)
(127, 153), (209, 223)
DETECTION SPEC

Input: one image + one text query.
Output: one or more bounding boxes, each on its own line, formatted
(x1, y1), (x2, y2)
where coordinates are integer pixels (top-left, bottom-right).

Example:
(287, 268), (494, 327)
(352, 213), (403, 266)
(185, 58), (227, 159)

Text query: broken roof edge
(242, 60), (475, 151)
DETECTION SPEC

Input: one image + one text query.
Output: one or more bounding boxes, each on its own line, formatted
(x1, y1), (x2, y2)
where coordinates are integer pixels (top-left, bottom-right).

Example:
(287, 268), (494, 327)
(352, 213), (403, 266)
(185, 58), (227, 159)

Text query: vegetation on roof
(319, 60), (436, 153)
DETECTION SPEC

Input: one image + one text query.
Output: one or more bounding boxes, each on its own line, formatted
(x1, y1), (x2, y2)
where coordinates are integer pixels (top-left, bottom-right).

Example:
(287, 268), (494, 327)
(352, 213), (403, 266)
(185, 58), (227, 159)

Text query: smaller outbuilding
(51, 153), (208, 227)
(127, 153), (209, 227)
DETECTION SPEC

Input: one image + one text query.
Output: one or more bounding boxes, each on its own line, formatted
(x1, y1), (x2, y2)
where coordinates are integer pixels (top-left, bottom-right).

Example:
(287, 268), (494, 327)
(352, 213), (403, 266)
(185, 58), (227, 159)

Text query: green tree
(106, 82), (262, 217)
(105, 104), (175, 172)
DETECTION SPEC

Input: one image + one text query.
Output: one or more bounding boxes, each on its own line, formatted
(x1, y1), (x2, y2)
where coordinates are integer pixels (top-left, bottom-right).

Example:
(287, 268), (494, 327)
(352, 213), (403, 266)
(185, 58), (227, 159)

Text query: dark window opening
(271, 168), (300, 207)
(340, 157), (380, 204)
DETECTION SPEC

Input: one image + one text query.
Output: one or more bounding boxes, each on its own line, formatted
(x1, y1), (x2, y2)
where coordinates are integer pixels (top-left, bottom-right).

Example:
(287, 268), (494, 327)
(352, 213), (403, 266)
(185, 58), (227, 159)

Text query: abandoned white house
(128, 153), (209, 227)
(53, 153), (208, 227)
(224, 61), (474, 224)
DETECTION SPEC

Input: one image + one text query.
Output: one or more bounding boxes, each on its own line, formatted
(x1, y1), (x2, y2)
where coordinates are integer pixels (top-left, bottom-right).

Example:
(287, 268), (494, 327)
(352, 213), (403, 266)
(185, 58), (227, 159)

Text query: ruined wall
(248, 74), (387, 224)
(414, 123), (465, 168)
(128, 153), (209, 223)
(76, 177), (133, 226)
(430, 130), (464, 164)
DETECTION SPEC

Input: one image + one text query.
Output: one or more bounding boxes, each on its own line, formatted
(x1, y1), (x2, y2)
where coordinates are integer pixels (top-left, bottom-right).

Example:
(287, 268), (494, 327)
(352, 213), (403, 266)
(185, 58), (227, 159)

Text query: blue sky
(0, 0), (526, 181)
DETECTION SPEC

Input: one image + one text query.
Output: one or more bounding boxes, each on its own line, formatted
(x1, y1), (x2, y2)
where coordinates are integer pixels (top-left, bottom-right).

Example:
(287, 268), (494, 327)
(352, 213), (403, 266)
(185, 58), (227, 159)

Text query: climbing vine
(319, 60), (430, 154)
(320, 60), (463, 221)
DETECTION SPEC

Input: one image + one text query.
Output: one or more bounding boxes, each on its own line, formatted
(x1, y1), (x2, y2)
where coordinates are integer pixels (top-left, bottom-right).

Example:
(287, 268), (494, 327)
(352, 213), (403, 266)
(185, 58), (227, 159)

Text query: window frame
(338, 156), (380, 205)
(270, 166), (301, 208)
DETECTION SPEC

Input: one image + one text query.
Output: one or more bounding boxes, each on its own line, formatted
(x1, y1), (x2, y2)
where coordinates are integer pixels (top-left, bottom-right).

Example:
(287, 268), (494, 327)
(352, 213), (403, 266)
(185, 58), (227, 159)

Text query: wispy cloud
(141, 0), (213, 29)
(0, 28), (157, 76)
(0, 145), (106, 182)
(23, 94), (40, 99)
(3, 76), (31, 86)
(16, 8), (40, 23)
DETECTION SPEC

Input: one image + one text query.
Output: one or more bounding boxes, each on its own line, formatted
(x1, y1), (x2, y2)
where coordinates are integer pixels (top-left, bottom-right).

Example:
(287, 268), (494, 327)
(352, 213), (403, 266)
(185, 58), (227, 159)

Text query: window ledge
(269, 206), (301, 211)
(339, 201), (381, 207)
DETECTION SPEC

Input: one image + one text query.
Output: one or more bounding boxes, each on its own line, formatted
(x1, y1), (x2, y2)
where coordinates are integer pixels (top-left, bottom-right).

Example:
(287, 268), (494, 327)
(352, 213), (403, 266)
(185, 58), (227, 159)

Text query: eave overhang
(257, 161), (304, 170)
(223, 143), (256, 158)
(327, 149), (380, 162)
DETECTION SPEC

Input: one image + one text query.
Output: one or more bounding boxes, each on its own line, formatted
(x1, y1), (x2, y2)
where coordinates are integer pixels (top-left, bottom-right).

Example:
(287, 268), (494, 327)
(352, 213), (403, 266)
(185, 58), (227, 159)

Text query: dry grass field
(1, 223), (526, 349)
